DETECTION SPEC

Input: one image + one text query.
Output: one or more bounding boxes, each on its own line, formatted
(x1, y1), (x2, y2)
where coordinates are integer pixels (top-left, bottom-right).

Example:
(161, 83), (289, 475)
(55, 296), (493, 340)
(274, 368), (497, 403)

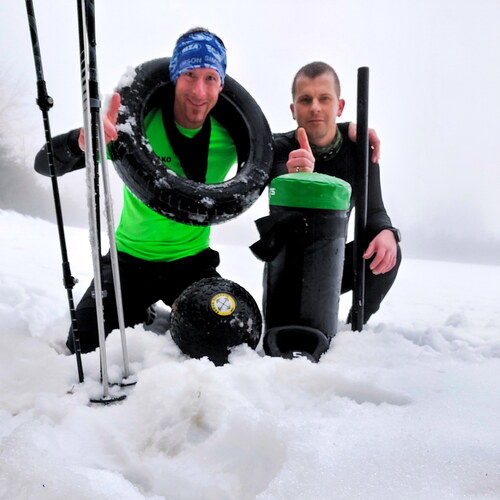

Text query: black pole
(351, 67), (369, 332)
(25, 0), (84, 382)
(77, 0), (102, 251)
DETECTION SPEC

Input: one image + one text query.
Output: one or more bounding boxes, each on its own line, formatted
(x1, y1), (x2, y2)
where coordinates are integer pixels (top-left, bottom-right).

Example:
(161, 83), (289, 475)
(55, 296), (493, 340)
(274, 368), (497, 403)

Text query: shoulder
(337, 121), (350, 140)
(269, 130), (296, 179)
(210, 116), (233, 141)
(272, 130), (296, 147)
(144, 107), (163, 134)
(209, 117), (237, 168)
(272, 130), (297, 156)
(210, 116), (237, 161)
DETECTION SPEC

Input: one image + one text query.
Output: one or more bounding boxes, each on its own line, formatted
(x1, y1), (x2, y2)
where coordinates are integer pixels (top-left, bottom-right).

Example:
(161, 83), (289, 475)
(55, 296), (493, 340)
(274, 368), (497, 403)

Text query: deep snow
(1, 209), (499, 499)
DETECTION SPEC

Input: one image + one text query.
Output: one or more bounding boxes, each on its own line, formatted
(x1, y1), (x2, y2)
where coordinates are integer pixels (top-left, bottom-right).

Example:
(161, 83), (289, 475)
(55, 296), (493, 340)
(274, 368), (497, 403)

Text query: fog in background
(1, 0), (499, 265)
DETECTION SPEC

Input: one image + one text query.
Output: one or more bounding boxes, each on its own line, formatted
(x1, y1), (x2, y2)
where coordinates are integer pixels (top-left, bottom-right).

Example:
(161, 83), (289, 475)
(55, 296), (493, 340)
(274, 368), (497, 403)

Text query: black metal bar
(77, 0), (102, 250)
(351, 67), (369, 332)
(25, 0), (84, 381)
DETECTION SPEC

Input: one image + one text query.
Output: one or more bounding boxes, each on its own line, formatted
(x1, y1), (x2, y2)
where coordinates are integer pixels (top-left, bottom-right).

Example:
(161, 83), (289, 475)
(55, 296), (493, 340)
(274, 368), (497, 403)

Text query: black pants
(66, 248), (221, 353)
(341, 241), (402, 322)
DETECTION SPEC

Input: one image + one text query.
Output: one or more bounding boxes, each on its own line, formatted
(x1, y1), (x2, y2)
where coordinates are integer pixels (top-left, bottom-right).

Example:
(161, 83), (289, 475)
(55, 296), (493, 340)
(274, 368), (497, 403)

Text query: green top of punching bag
(269, 172), (352, 210)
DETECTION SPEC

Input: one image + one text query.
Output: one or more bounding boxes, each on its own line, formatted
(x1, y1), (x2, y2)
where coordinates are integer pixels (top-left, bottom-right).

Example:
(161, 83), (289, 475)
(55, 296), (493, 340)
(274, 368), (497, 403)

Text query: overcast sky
(2, 0), (499, 264)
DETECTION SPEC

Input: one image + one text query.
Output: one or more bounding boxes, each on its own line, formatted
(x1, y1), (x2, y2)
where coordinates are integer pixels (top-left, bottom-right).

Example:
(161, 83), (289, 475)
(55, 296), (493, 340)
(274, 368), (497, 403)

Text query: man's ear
(290, 103), (296, 120)
(337, 99), (346, 117)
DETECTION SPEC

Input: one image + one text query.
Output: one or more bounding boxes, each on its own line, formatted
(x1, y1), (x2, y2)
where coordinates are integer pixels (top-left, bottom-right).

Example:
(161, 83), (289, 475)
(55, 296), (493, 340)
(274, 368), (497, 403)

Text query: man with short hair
(271, 61), (401, 323)
(35, 28), (237, 353)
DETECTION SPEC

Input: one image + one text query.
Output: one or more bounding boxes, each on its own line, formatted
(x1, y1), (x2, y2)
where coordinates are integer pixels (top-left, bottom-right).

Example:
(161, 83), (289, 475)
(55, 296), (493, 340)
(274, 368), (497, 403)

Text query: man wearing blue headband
(169, 31), (227, 85)
(34, 27), (240, 354)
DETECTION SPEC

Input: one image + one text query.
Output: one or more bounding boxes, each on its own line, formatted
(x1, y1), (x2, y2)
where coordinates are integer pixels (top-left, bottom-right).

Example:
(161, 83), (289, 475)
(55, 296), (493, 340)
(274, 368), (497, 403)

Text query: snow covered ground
(1, 209), (499, 499)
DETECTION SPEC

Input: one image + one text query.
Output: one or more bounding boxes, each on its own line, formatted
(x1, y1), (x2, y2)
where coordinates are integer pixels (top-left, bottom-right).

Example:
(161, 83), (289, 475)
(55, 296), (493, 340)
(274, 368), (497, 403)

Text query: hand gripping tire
(109, 58), (273, 225)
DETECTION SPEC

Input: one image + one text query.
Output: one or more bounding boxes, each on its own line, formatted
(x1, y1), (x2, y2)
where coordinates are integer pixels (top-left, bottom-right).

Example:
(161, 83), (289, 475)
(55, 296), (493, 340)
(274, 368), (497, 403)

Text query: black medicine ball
(170, 277), (262, 365)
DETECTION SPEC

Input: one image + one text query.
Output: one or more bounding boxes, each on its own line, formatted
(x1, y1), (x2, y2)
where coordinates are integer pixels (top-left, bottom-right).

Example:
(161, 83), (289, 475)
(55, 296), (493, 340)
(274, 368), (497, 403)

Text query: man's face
(290, 72), (345, 147)
(173, 67), (223, 129)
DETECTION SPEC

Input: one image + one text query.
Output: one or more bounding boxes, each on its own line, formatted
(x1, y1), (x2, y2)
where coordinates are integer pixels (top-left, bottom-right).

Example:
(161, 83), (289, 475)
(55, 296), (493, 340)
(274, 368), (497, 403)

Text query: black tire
(109, 57), (273, 226)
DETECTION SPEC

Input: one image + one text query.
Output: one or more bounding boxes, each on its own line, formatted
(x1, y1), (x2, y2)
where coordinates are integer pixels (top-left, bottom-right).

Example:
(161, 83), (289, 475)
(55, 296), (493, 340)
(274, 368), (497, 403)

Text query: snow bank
(1, 210), (499, 499)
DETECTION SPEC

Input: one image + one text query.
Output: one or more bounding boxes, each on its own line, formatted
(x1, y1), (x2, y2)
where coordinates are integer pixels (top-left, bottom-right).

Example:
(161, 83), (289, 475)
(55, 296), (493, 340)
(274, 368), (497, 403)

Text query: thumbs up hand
(286, 127), (315, 174)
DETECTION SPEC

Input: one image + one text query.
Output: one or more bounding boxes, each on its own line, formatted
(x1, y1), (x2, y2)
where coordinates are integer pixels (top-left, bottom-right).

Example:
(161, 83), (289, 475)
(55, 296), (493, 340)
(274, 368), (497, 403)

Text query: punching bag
(251, 172), (351, 362)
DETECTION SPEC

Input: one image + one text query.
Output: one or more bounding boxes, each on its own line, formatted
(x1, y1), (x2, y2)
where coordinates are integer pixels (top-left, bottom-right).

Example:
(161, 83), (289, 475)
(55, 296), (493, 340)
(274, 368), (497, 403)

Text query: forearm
(366, 209), (392, 241)
(34, 129), (85, 177)
(337, 121), (350, 139)
(365, 162), (393, 241)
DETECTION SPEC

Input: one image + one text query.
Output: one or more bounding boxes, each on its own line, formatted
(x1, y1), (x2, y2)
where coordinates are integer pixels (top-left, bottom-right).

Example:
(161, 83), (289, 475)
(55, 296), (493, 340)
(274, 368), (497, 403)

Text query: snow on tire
(109, 57), (273, 226)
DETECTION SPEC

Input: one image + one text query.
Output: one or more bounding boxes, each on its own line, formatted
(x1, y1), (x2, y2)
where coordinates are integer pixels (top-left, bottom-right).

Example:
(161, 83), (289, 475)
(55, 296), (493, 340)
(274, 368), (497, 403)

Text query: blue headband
(169, 32), (227, 85)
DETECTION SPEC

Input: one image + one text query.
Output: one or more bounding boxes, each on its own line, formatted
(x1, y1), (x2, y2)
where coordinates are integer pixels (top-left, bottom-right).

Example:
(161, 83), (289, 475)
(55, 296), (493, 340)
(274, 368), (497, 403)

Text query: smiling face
(290, 72), (345, 147)
(173, 67), (223, 129)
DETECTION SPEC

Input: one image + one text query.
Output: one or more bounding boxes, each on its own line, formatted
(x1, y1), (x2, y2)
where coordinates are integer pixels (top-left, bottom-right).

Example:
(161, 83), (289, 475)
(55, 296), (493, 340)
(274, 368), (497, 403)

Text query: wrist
(385, 227), (401, 243)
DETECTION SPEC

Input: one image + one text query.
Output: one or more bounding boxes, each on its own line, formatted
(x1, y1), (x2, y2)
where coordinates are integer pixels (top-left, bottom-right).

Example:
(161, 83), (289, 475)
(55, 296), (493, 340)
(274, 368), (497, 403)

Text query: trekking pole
(25, 0), (84, 382)
(98, 112), (134, 384)
(77, 0), (130, 401)
(80, 0), (132, 383)
(351, 67), (369, 332)
(77, 0), (117, 402)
